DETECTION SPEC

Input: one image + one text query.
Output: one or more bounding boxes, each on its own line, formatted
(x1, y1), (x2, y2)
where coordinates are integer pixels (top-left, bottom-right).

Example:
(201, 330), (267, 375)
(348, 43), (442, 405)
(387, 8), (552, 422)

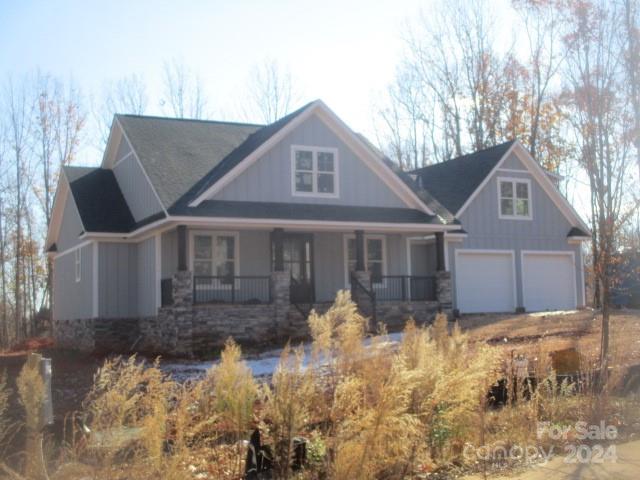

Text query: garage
(522, 251), (576, 311)
(455, 250), (516, 313)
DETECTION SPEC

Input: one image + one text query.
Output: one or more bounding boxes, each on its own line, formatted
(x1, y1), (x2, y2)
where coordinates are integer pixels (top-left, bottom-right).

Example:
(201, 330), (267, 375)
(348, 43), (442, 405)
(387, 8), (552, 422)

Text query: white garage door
(522, 252), (576, 312)
(456, 250), (516, 313)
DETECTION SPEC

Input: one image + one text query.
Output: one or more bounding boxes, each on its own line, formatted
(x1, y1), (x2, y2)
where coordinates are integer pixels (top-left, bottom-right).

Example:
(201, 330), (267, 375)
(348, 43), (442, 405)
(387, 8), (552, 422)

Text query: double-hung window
(345, 235), (386, 285)
(192, 232), (238, 284)
(292, 146), (338, 197)
(498, 178), (532, 220)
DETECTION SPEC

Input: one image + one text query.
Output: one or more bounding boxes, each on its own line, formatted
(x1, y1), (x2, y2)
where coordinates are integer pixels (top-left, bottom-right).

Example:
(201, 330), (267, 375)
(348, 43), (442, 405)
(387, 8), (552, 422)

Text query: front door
(273, 233), (315, 303)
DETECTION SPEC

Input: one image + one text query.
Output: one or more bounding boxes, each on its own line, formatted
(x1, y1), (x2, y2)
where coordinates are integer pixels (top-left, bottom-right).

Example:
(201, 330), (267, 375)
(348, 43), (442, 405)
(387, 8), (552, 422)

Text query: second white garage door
(522, 252), (576, 312)
(456, 250), (516, 313)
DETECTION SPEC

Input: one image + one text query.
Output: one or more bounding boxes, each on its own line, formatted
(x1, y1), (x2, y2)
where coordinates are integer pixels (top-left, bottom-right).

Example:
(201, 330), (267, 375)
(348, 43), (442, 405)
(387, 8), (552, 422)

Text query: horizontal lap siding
(450, 153), (584, 308)
(53, 243), (94, 320)
(214, 115), (407, 208)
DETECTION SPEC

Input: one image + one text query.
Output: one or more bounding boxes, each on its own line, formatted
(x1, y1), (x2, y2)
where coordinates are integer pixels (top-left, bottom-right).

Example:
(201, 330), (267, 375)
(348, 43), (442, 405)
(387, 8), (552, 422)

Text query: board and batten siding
(98, 242), (138, 318)
(57, 193), (85, 252)
(112, 140), (163, 222)
(214, 115), (407, 208)
(447, 153), (585, 309)
(137, 237), (158, 317)
(53, 243), (94, 320)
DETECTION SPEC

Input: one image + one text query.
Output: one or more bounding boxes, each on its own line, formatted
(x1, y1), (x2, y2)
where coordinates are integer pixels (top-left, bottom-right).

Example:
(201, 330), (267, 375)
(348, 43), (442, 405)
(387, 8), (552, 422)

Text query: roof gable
(412, 141), (515, 214)
(116, 114), (263, 209)
(188, 100), (439, 216)
(64, 166), (136, 233)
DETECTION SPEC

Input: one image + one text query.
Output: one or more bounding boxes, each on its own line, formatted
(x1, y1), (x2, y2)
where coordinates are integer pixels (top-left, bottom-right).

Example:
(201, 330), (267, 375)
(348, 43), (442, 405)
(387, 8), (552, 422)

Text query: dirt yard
(460, 308), (640, 370)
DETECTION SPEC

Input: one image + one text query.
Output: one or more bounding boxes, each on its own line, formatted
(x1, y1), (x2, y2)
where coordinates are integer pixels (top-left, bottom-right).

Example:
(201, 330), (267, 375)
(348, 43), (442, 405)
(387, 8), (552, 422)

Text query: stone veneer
(53, 269), (455, 356)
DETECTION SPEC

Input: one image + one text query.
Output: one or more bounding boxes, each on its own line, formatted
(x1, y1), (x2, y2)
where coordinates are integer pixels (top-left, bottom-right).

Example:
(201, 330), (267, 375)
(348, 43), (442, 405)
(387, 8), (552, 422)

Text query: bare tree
(243, 59), (297, 124)
(3, 76), (32, 342)
(623, 0), (640, 178)
(161, 59), (208, 119)
(563, 0), (639, 373)
(96, 74), (147, 145)
(34, 74), (85, 314)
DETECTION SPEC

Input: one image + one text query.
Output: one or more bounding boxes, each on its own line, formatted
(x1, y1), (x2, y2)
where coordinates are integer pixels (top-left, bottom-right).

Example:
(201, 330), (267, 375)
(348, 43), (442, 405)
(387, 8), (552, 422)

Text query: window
(498, 178), (532, 220)
(345, 235), (386, 285)
(192, 232), (238, 284)
(292, 146), (338, 197)
(75, 249), (81, 282)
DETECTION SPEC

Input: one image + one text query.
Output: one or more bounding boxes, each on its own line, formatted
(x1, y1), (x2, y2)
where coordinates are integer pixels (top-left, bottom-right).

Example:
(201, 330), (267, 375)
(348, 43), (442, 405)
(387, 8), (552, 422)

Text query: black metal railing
(350, 272), (377, 323)
(193, 276), (272, 305)
(161, 278), (173, 307)
(372, 275), (437, 302)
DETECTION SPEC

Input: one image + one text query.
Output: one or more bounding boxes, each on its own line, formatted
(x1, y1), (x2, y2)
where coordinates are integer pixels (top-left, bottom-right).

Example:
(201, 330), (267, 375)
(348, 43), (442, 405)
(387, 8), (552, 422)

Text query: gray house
(46, 100), (591, 355)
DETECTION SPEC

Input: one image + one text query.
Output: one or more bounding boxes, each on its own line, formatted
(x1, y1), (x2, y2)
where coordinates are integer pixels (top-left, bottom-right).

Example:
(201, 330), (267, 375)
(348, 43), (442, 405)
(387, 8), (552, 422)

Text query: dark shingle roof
(117, 115), (263, 208)
(568, 227), (590, 238)
(169, 200), (451, 225)
(411, 141), (515, 214)
(355, 133), (456, 223)
(118, 101), (315, 209)
(64, 167), (136, 233)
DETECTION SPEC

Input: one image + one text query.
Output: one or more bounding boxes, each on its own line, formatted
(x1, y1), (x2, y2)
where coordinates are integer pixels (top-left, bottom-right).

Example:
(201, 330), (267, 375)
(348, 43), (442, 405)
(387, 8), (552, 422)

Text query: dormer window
(498, 177), (532, 220)
(291, 146), (339, 197)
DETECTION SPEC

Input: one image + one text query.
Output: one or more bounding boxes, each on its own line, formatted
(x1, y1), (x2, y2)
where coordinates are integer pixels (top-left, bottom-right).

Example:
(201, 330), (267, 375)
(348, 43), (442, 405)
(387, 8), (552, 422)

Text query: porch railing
(193, 275), (272, 305)
(372, 275), (437, 302)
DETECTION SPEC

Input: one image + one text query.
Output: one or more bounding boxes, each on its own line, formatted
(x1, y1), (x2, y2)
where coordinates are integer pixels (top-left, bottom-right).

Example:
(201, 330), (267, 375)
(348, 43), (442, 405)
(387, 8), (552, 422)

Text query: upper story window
(291, 146), (339, 197)
(498, 177), (532, 220)
(75, 249), (81, 282)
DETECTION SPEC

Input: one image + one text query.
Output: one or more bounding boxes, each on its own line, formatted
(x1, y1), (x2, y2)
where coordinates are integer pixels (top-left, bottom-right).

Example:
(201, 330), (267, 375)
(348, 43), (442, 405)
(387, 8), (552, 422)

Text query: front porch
(143, 225), (452, 355)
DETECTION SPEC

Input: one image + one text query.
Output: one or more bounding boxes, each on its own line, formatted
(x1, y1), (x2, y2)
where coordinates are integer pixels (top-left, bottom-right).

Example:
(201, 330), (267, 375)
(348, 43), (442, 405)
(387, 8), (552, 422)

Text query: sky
(0, 0), (593, 215)
(0, 0), (436, 156)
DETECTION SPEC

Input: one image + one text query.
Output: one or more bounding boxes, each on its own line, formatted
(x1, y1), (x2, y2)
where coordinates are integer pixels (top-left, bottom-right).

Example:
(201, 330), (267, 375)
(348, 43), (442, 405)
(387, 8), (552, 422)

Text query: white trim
(113, 150), (134, 169)
(497, 176), (533, 221)
(520, 250), (578, 311)
(343, 234), (387, 287)
(189, 100), (436, 216)
(92, 242), (99, 318)
(45, 173), (70, 250)
(291, 145), (340, 198)
(455, 141), (591, 233)
(454, 249), (518, 311)
(51, 240), (93, 259)
(188, 229), (240, 278)
(79, 216), (459, 243)
(75, 248), (82, 282)
(444, 238), (450, 271)
(580, 247), (586, 308)
(155, 233), (161, 310)
(406, 237), (429, 276)
(114, 117), (169, 217)
(496, 167), (529, 174)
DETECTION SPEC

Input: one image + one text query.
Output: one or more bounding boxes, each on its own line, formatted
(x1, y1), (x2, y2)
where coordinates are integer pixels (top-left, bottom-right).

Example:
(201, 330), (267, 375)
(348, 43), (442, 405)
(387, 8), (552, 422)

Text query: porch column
(273, 228), (284, 272)
(435, 232), (445, 272)
(177, 225), (188, 271)
(355, 229), (365, 271)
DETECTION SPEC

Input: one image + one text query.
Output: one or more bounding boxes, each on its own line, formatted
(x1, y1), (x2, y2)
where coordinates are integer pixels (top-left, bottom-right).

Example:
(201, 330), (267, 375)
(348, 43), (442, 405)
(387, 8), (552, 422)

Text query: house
(45, 100), (591, 355)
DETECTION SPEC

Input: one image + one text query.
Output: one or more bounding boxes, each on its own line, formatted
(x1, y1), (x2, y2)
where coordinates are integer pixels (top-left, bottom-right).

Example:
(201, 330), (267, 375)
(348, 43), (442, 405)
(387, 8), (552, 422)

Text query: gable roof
(355, 133), (456, 223)
(411, 141), (516, 214)
(116, 114), (264, 209)
(64, 166), (137, 233)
